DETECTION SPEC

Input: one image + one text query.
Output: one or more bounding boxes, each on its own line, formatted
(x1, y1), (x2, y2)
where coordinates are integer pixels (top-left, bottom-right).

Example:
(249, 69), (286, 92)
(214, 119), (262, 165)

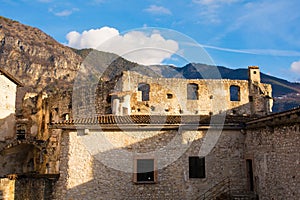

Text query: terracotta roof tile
(51, 114), (251, 127)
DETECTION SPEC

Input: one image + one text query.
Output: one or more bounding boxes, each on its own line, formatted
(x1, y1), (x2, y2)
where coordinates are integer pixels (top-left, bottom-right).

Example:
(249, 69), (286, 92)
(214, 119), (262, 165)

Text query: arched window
(230, 85), (240, 101)
(138, 83), (150, 101)
(187, 83), (199, 100)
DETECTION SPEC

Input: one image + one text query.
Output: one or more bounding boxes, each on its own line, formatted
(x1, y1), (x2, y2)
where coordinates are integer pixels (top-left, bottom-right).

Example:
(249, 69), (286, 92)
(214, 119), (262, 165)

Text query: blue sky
(1, 0), (300, 82)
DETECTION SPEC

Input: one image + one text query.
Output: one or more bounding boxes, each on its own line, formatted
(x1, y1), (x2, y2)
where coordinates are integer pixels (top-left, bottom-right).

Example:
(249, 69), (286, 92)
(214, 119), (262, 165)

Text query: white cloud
(144, 5), (172, 15)
(49, 7), (79, 17)
(201, 44), (300, 57)
(192, 0), (241, 24)
(66, 27), (179, 65)
(291, 61), (300, 74)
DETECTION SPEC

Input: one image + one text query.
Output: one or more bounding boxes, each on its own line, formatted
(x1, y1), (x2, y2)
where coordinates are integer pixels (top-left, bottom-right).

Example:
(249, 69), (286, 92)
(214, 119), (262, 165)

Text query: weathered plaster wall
(0, 74), (17, 141)
(53, 128), (247, 199)
(0, 178), (15, 200)
(245, 125), (300, 200)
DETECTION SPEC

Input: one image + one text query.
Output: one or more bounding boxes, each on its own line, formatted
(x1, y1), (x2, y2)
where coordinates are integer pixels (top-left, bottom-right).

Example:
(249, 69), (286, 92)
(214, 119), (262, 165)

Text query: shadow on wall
(0, 144), (37, 175)
(0, 113), (16, 141)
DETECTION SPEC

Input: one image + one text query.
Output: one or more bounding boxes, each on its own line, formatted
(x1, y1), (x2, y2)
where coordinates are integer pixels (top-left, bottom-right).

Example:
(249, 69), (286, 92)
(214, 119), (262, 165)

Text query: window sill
(134, 181), (157, 184)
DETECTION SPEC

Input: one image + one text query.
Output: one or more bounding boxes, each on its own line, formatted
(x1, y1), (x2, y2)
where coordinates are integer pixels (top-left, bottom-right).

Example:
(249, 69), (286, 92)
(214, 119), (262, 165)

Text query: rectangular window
(134, 158), (157, 183)
(189, 156), (205, 178)
(138, 83), (150, 101)
(187, 83), (199, 100)
(230, 85), (240, 101)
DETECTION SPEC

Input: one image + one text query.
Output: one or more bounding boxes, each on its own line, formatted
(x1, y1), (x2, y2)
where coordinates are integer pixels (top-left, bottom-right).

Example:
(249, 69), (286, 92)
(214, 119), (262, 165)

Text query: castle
(0, 66), (299, 200)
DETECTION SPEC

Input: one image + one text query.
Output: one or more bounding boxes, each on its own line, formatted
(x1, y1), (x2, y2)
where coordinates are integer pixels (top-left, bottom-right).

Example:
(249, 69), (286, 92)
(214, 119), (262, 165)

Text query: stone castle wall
(112, 71), (272, 116)
(53, 128), (247, 199)
(245, 124), (300, 199)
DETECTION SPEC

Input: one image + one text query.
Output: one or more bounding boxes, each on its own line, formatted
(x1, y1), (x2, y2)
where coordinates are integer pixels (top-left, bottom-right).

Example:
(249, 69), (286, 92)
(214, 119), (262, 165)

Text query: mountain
(0, 16), (299, 113)
(0, 16), (81, 93)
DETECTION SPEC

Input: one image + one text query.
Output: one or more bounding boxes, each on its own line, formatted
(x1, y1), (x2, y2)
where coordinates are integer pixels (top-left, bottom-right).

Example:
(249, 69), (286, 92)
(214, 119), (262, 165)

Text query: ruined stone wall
(0, 74), (17, 141)
(0, 178), (15, 200)
(53, 128), (247, 199)
(113, 71), (271, 116)
(245, 124), (300, 199)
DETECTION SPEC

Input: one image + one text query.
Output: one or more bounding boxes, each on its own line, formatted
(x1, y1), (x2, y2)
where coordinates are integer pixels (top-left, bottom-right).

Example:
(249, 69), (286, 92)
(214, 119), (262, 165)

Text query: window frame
(133, 157), (157, 184)
(189, 156), (206, 179)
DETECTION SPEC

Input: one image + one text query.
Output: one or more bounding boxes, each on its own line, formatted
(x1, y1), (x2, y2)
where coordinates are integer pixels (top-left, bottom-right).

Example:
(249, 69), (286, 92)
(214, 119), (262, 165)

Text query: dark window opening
(249, 96), (253, 102)
(167, 93), (173, 99)
(105, 106), (112, 114)
(16, 129), (26, 140)
(187, 83), (199, 100)
(106, 95), (112, 103)
(138, 83), (150, 101)
(189, 156), (205, 178)
(230, 85), (240, 101)
(246, 159), (254, 191)
(62, 113), (70, 121)
(136, 159), (155, 182)
(253, 71), (257, 74)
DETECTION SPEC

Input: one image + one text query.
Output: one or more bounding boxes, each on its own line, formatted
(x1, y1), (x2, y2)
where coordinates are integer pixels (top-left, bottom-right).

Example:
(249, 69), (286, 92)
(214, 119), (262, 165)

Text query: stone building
(46, 66), (291, 200)
(0, 66), (299, 200)
(110, 66), (272, 116)
(0, 67), (22, 141)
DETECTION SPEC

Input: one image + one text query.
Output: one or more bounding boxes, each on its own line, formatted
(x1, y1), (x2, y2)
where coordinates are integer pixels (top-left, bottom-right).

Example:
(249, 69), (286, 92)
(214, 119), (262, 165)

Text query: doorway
(246, 159), (254, 191)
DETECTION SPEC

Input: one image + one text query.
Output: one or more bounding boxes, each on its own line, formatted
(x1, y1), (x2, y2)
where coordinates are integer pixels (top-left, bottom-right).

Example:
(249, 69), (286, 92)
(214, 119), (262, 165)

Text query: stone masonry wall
(112, 71), (271, 116)
(118, 71), (251, 116)
(245, 124), (300, 200)
(53, 128), (247, 200)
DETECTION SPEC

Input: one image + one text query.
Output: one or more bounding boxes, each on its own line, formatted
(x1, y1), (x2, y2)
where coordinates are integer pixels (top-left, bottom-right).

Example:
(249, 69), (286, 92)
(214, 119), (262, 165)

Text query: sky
(1, 0), (300, 82)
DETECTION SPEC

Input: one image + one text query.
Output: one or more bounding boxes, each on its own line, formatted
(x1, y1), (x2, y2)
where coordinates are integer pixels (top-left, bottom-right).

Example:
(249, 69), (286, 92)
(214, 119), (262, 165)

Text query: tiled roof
(247, 106), (300, 128)
(0, 68), (23, 86)
(50, 114), (251, 129)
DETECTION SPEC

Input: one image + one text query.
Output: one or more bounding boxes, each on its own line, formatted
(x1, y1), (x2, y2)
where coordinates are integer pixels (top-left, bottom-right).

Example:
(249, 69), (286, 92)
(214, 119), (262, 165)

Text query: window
(189, 156), (205, 178)
(230, 85), (240, 101)
(16, 124), (26, 140)
(187, 83), (199, 100)
(167, 93), (173, 99)
(16, 129), (26, 140)
(138, 83), (150, 101)
(62, 113), (70, 120)
(249, 96), (253, 102)
(134, 158), (156, 183)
